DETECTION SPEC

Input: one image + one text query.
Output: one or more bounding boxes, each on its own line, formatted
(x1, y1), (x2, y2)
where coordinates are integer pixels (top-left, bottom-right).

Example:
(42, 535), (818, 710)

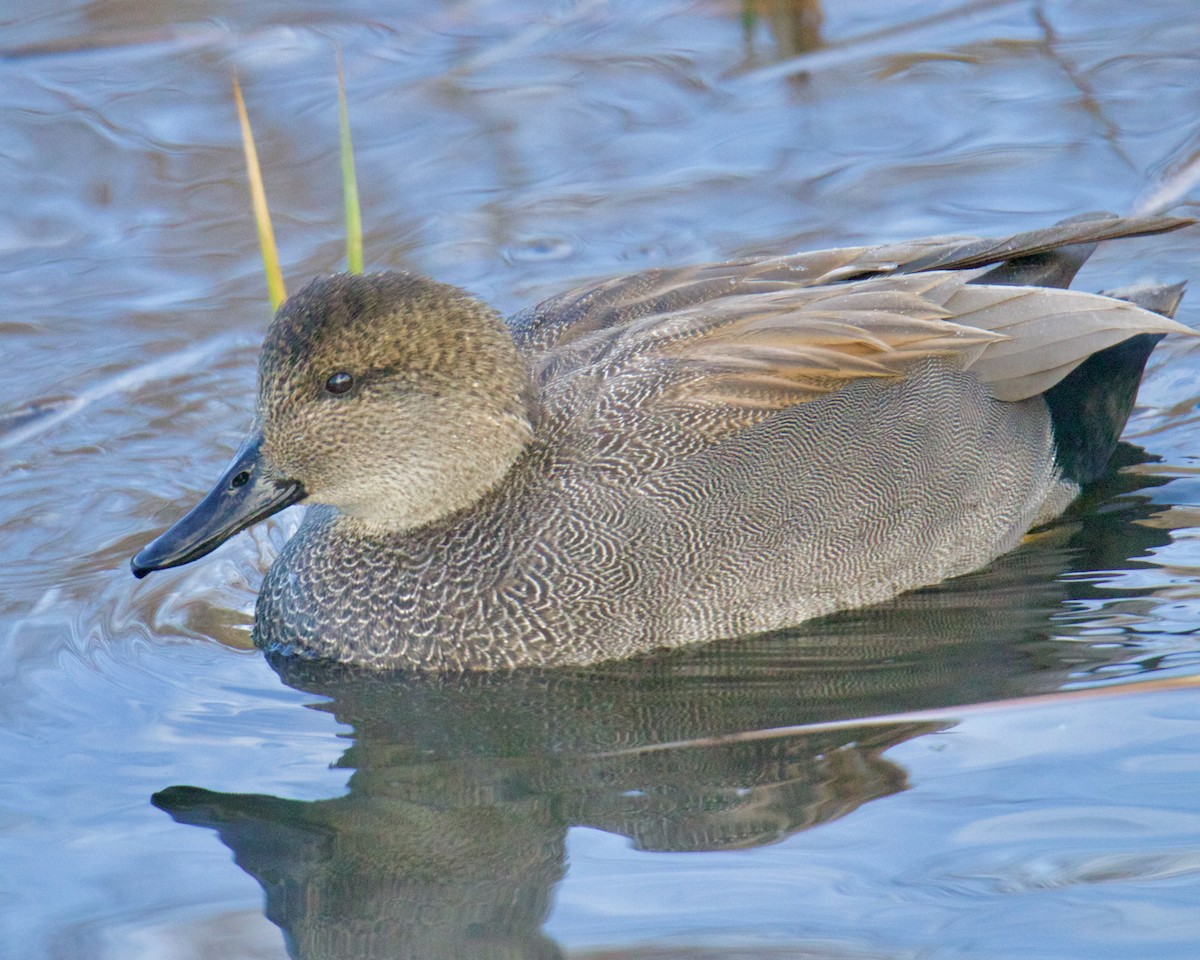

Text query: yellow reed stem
(337, 50), (363, 274)
(232, 74), (286, 310)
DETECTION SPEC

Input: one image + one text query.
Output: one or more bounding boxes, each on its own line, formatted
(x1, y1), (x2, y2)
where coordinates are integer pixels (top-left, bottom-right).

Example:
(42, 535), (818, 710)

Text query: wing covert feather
(519, 215), (1194, 423)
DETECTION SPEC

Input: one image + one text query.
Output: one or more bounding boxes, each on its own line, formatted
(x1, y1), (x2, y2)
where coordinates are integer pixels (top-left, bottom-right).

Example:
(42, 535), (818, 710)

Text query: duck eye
(324, 372), (354, 396)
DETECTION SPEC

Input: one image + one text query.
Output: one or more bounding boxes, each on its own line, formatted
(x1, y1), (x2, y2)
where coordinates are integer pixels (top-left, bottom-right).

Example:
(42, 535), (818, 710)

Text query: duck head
(132, 272), (533, 577)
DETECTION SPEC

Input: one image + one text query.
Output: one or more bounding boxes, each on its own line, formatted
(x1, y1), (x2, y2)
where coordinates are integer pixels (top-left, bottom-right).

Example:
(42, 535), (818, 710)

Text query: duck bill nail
(130, 432), (305, 578)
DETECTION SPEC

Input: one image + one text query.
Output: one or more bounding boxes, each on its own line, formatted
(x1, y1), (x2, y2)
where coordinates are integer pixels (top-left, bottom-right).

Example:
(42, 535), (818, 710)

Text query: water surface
(4, 1), (1200, 957)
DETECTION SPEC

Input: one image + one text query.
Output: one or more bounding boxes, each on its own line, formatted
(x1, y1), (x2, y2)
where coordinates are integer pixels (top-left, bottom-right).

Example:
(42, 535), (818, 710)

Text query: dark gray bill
(131, 432), (304, 578)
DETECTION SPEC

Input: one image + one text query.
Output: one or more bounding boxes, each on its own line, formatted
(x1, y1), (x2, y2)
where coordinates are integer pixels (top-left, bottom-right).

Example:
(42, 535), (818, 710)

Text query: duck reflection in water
(154, 457), (1174, 959)
(155, 671), (939, 960)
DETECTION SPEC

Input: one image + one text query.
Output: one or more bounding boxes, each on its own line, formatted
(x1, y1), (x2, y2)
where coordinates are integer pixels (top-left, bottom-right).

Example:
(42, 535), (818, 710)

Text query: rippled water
(4, 1), (1200, 957)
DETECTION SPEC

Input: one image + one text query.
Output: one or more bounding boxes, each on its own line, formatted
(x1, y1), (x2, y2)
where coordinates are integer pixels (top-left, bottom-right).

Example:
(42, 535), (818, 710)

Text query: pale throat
(319, 412), (534, 535)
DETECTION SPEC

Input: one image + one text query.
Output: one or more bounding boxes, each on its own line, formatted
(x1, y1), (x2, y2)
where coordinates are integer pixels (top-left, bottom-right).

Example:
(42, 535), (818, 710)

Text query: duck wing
(511, 214), (1191, 354)
(532, 271), (1194, 429)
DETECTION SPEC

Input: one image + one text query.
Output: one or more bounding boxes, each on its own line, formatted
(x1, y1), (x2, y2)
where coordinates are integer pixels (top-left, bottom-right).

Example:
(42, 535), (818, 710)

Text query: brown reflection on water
(741, 0), (824, 61)
(155, 663), (943, 960)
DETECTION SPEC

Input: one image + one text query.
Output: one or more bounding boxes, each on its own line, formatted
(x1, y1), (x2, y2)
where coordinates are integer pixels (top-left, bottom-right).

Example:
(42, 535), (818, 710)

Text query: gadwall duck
(133, 214), (1195, 670)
